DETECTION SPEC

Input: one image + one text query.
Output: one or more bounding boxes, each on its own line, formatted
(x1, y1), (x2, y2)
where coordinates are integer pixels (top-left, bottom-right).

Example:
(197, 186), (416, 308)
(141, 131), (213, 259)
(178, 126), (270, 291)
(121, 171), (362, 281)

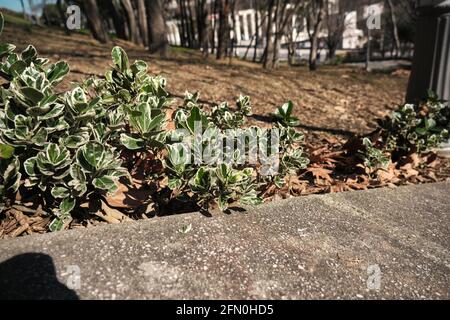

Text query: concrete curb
(0, 182), (449, 299)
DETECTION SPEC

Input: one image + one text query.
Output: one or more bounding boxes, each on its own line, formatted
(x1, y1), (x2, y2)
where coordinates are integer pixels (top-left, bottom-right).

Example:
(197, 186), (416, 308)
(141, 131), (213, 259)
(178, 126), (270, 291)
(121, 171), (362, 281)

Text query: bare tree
(216, 0), (231, 59)
(75, 0), (109, 43)
(263, 0), (304, 69)
(122, 0), (142, 45)
(136, 0), (149, 46)
(324, 0), (348, 61)
(365, 0), (372, 71)
(196, 0), (210, 56)
(262, 0), (276, 68)
(385, 0), (401, 57)
(253, 9), (260, 63)
(398, 0), (417, 21)
(146, 0), (169, 56)
(112, 0), (130, 40)
(178, 0), (196, 48)
(285, 4), (307, 66)
(306, 0), (325, 71)
(187, 0), (198, 48)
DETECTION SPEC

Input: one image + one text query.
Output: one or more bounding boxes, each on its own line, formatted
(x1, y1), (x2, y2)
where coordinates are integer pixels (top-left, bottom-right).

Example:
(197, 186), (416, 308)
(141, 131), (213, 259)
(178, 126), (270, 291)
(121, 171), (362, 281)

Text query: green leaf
(0, 144), (14, 159)
(3, 157), (21, 192)
(120, 133), (145, 150)
(63, 134), (88, 149)
(275, 101), (300, 127)
(415, 127), (427, 135)
(186, 106), (208, 133)
(92, 176), (117, 192)
(9, 60), (27, 77)
(425, 118), (436, 129)
(21, 87), (44, 104)
(49, 218), (64, 232)
(273, 175), (285, 188)
(21, 45), (37, 64)
(168, 177), (183, 190)
(77, 142), (105, 171)
(46, 143), (61, 164)
(38, 103), (65, 120)
(60, 197), (75, 214)
(51, 186), (70, 199)
(47, 61), (69, 84)
(191, 167), (211, 191)
(129, 102), (166, 135)
(0, 43), (15, 57)
(69, 163), (86, 183)
(240, 195), (263, 206)
(23, 157), (36, 176)
(31, 128), (47, 146)
(0, 12), (4, 36)
(216, 195), (229, 211)
(111, 46), (129, 72)
(131, 60), (147, 75)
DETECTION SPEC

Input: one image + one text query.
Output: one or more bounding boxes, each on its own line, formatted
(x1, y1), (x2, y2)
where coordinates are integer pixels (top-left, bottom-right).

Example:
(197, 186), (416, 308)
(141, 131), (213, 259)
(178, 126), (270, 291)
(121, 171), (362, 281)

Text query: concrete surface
(346, 60), (412, 73)
(0, 183), (449, 300)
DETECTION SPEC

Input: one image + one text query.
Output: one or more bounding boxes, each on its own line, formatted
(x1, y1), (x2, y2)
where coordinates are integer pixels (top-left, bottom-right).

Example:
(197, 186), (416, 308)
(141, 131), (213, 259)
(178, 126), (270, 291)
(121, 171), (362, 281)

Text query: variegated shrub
(0, 11), (311, 230)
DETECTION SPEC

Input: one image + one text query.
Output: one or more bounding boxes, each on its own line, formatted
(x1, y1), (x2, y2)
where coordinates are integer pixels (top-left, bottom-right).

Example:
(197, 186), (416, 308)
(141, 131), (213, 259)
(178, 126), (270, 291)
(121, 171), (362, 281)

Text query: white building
(166, 0), (385, 60)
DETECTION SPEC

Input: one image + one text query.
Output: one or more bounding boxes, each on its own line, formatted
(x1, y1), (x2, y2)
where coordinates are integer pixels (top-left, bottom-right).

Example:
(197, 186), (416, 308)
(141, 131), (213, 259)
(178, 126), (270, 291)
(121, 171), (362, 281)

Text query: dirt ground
(1, 21), (409, 145)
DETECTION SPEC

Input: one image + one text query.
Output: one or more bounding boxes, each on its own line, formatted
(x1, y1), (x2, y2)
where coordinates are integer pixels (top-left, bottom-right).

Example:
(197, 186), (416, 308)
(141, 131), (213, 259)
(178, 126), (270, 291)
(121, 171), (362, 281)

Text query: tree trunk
(196, 0), (209, 56)
(187, 1), (198, 48)
(136, 0), (149, 46)
(56, 0), (70, 33)
(146, 0), (169, 57)
(327, 45), (336, 60)
(366, 20), (372, 71)
(110, 0), (129, 40)
(97, 0), (127, 39)
(307, 0), (324, 71)
(178, 0), (187, 47)
(216, 0), (230, 59)
(229, 0), (237, 62)
(211, 0), (217, 54)
(263, 0), (275, 68)
(309, 34), (319, 70)
(253, 11), (259, 63)
(386, 0), (401, 57)
(122, 0), (142, 45)
(180, 0), (194, 48)
(77, 0), (109, 43)
(270, 0), (281, 69)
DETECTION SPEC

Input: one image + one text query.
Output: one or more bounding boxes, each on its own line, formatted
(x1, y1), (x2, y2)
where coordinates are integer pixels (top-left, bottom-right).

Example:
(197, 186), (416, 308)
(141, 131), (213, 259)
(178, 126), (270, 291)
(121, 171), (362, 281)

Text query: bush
(378, 94), (449, 158)
(0, 12), (309, 230)
(358, 93), (449, 172)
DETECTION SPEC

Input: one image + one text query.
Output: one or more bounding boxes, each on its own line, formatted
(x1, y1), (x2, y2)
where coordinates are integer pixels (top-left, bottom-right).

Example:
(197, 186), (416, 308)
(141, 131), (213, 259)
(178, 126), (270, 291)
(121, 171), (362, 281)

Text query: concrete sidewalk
(0, 183), (449, 299)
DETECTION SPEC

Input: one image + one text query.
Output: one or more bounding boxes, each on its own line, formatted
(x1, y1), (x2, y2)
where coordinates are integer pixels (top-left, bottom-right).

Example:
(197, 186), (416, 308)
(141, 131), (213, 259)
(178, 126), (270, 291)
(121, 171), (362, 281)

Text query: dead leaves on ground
(265, 144), (450, 202)
(0, 204), (50, 238)
(2, 142), (449, 239)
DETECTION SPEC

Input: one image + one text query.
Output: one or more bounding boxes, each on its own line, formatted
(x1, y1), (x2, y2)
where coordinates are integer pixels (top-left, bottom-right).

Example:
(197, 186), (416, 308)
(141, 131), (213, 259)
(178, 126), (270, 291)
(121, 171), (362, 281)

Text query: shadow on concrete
(0, 253), (79, 300)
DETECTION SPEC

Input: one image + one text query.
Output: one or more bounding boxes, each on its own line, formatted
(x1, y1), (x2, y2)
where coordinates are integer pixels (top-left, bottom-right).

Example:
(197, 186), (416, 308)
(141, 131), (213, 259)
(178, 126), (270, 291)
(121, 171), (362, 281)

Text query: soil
(1, 22), (407, 144)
